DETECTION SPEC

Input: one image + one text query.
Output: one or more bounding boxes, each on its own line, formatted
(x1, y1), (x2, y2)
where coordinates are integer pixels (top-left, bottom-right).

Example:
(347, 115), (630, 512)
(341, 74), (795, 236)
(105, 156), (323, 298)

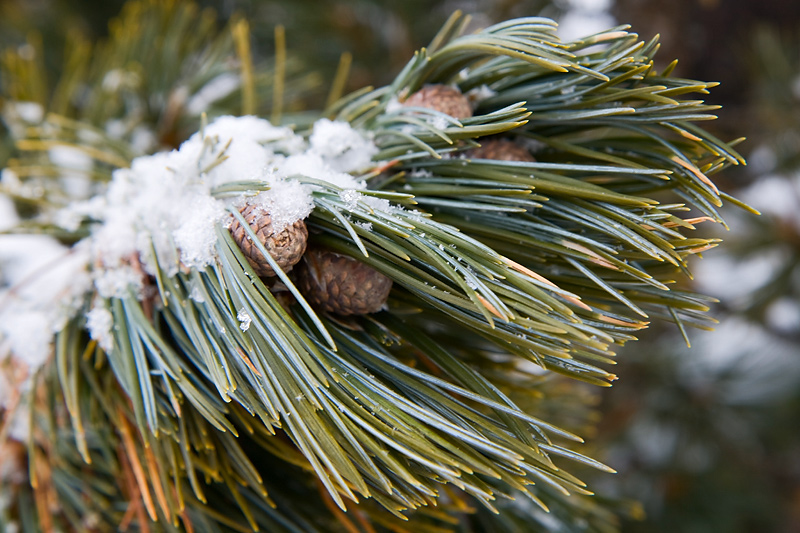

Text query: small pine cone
(230, 204), (308, 277)
(404, 84), (473, 119)
(297, 248), (393, 315)
(467, 139), (535, 162)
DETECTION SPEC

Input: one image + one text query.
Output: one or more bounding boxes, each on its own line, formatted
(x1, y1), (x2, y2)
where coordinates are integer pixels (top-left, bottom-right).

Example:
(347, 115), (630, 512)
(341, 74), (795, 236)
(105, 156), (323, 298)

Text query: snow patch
(0, 193), (19, 231)
(86, 305), (114, 352)
(4, 101), (43, 124)
(49, 145), (95, 200)
(557, 0), (617, 43)
(102, 69), (140, 92)
(74, 115), (382, 296)
(339, 189), (361, 210)
(173, 194), (228, 269)
(309, 118), (378, 173)
(247, 177), (315, 233)
(237, 307), (252, 331)
(740, 172), (800, 231)
(385, 97), (403, 114)
(189, 284), (206, 303)
(765, 297), (800, 334)
(466, 84), (497, 104)
(428, 115), (450, 131)
(278, 152), (364, 189)
(0, 311), (53, 370)
(1, 115), (385, 438)
(694, 247), (788, 306)
(0, 236), (91, 432)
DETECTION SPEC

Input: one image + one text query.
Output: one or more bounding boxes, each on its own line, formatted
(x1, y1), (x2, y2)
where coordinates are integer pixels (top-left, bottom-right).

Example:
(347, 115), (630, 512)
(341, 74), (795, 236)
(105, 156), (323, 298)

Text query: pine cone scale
(466, 139), (535, 162)
(404, 84), (473, 119)
(230, 204), (308, 277)
(297, 248), (393, 315)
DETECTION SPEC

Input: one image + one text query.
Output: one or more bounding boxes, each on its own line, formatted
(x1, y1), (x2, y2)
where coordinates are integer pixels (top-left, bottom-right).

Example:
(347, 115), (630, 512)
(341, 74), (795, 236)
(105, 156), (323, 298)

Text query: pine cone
(466, 139), (535, 162)
(296, 248), (393, 315)
(229, 204), (308, 277)
(404, 84), (473, 119)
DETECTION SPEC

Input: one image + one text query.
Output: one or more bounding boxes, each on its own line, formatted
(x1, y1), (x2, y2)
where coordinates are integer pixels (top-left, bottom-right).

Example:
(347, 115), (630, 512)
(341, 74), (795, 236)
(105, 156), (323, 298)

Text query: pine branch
(0, 6), (747, 533)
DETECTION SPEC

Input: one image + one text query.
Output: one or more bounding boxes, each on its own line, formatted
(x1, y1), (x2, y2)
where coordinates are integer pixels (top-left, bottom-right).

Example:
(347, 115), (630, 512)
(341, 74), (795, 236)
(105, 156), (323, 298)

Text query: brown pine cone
(466, 139), (535, 162)
(230, 204), (308, 277)
(404, 84), (473, 119)
(296, 248), (393, 315)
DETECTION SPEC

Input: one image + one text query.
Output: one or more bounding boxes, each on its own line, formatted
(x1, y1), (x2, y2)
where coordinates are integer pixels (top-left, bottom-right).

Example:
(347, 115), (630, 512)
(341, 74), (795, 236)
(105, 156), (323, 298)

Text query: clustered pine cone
(296, 248), (393, 315)
(466, 139), (535, 162)
(229, 204), (308, 277)
(404, 84), (473, 119)
(230, 205), (392, 315)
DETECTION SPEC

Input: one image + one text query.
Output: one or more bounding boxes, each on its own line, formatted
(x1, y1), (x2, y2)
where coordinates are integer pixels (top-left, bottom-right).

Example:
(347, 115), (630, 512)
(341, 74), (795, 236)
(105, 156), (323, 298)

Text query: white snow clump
(81, 115), (378, 292)
(0, 115), (381, 438)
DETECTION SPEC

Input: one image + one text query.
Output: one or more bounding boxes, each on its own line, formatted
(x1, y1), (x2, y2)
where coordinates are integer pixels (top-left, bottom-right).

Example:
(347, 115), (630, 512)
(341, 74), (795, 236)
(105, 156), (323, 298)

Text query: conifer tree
(0, 2), (746, 531)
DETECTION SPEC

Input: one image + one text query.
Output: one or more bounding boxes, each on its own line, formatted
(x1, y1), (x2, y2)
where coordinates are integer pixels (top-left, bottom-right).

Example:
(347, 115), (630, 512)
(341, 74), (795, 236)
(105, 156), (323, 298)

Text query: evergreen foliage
(597, 23), (800, 532)
(0, 2), (745, 531)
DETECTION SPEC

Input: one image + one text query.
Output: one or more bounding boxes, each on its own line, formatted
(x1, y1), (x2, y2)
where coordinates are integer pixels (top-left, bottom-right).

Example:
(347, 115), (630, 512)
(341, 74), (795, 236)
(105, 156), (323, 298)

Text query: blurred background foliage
(1, 0), (799, 531)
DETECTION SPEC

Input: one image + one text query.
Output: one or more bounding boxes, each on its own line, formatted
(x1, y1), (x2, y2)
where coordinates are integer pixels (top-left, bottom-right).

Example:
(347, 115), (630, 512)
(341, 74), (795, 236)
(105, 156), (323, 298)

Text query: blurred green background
(2, 0), (799, 531)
